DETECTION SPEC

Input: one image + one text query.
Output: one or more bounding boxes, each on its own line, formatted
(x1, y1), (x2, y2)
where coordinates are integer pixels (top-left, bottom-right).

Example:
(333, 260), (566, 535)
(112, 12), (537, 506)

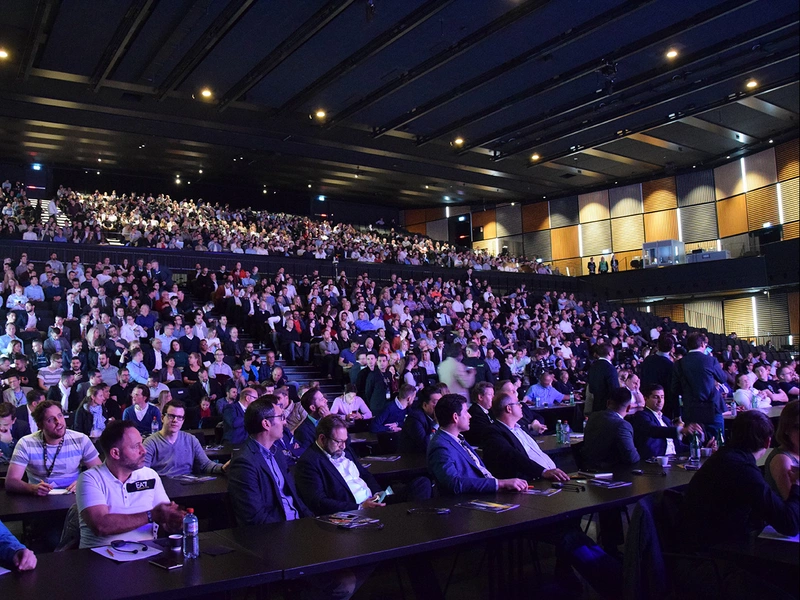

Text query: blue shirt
(0, 520), (25, 567)
(127, 360), (149, 384)
(524, 383), (565, 406)
(340, 348), (356, 366)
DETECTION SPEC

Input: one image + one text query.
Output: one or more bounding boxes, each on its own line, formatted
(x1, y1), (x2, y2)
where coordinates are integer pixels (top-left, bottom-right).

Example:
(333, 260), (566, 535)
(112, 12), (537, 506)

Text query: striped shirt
(10, 430), (99, 488)
(38, 366), (62, 388)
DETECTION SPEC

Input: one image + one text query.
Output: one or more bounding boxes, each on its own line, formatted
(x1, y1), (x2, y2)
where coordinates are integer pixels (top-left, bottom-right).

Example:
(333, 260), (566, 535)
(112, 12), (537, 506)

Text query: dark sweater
(680, 447), (800, 550)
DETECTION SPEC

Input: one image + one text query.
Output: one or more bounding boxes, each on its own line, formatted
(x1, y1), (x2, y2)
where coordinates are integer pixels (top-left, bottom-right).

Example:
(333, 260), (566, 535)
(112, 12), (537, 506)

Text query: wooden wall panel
(578, 190), (610, 223)
(724, 297), (756, 338)
(549, 196), (579, 228)
(642, 177), (678, 212)
(522, 230), (552, 262)
(677, 169), (715, 206)
(783, 221), (799, 240)
(552, 258), (583, 277)
(471, 209), (497, 240)
(611, 215), (645, 252)
(744, 148), (777, 192)
(406, 223), (427, 235)
(521, 202), (550, 232)
(789, 291), (799, 335)
(609, 184), (643, 218)
(426, 218), (449, 241)
(713, 161), (744, 200)
(780, 178), (799, 223)
(551, 226), (580, 260)
(404, 209), (427, 226)
(495, 204), (522, 237)
(680, 203), (718, 243)
(716, 194), (748, 238)
(756, 293), (790, 336)
(776, 139), (799, 182)
(425, 207), (446, 222)
(644, 209), (678, 242)
(746, 184), (779, 230)
(581, 220), (612, 257)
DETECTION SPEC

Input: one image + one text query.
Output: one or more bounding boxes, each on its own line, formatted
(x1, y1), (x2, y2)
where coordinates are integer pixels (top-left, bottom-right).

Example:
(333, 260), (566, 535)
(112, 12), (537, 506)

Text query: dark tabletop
(0, 476), (230, 521)
(712, 532), (800, 567)
(0, 531), (280, 600)
(724, 405), (784, 420)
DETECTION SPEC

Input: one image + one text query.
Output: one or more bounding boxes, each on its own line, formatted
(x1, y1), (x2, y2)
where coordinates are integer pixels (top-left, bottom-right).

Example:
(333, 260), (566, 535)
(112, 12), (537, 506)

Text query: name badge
(126, 479), (156, 493)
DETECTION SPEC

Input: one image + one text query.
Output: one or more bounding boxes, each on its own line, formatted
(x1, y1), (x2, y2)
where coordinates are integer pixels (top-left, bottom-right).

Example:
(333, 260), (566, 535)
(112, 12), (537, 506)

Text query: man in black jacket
(463, 381), (495, 446)
(639, 336), (677, 418)
(586, 343), (619, 415)
(294, 415), (385, 515)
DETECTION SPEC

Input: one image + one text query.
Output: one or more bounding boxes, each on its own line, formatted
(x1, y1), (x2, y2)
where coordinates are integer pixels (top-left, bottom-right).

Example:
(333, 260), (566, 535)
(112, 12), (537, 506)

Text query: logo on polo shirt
(126, 479), (156, 493)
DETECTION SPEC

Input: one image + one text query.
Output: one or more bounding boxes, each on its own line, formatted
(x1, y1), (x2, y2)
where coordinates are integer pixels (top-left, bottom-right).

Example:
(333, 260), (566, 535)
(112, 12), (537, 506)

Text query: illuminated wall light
(445, 207), (450, 218)
(789, 335), (793, 345)
(763, 222), (772, 228)
(716, 239), (722, 251)
(458, 216), (466, 222)
(646, 306), (651, 313)
(751, 296), (759, 337)
(578, 224), (584, 257)
(777, 182), (784, 224)
(676, 208), (683, 242)
(740, 158), (748, 193)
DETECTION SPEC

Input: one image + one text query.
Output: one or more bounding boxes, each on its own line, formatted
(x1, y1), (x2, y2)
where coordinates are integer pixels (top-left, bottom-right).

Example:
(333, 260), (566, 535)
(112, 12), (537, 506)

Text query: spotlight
(199, 169), (203, 174)
(0, 49), (8, 59)
(530, 153), (540, 161)
(666, 49), (678, 59)
(200, 88), (212, 98)
(746, 79), (758, 89)
(453, 137), (464, 147)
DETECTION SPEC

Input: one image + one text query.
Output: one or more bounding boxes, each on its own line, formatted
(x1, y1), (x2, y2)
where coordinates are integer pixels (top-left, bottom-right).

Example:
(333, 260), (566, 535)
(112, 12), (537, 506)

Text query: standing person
(587, 257), (596, 275)
(671, 332), (727, 442)
(365, 354), (393, 416)
(437, 345), (476, 401)
(610, 255), (619, 273)
(586, 344), (619, 415)
(639, 336), (677, 418)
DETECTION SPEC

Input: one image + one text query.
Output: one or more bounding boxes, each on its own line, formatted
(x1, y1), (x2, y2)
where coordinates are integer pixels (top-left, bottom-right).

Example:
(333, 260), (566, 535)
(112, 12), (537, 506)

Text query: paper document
(91, 545), (163, 562)
(759, 526), (800, 543)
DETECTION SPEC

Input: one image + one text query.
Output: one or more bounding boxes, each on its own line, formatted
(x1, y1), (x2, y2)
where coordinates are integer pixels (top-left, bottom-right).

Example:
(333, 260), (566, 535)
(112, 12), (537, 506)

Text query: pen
(106, 548), (115, 558)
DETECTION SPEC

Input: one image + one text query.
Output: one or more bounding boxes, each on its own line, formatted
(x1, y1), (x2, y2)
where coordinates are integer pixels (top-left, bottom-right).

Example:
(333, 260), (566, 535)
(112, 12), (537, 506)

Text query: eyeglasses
(328, 437), (348, 447)
(266, 413), (287, 422)
(506, 402), (521, 408)
(165, 414), (185, 421)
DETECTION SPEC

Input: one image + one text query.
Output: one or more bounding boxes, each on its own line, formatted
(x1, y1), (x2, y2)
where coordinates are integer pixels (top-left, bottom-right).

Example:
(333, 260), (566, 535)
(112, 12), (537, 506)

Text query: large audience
(0, 178), (797, 598)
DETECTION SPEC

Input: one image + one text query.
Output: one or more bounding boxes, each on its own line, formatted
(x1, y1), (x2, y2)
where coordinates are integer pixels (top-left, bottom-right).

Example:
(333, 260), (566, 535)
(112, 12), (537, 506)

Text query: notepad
(0, 566), (10, 577)
(456, 500), (519, 513)
(759, 526), (800, 543)
(588, 479), (632, 489)
(47, 488), (71, 495)
(521, 488), (561, 496)
(92, 545), (163, 562)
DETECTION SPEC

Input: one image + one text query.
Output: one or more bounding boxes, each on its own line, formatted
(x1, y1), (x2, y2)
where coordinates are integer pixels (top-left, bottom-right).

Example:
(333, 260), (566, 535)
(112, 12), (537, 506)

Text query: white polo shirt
(76, 463), (170, 548)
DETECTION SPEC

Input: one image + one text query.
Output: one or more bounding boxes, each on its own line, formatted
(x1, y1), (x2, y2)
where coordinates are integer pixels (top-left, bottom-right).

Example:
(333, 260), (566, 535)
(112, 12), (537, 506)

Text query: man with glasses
(76, 420), (184, 548)
(144, 400), (229, 477)
(222, 386), (259, 444)
(295, 414), (385, 515)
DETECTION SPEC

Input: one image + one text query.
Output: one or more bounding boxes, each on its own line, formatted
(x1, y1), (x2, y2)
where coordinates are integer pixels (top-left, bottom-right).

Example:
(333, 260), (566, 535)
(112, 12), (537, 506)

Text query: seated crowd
(0, 188), (797, 597)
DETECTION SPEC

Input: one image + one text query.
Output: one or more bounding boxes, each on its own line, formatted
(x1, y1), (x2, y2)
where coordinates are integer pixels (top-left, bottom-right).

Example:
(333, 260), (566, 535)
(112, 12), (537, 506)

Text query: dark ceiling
(0, 0), (797, 208)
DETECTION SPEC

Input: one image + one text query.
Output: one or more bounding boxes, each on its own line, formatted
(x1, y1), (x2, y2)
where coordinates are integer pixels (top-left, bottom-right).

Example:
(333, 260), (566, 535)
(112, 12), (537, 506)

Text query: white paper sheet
(759, 526), (800, 543)
(91, 544), (163, 562)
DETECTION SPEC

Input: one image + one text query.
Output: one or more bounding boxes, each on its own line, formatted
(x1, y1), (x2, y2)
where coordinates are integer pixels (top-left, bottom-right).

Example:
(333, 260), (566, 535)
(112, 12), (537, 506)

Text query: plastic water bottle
(751, 394), (759, 410)
(583, 417), (589, 433)
(569, 391), (575, 406)
(151, 417), (159, 436)
(730, 402), (737, 417)
(535, 396), (542, 408)
(562, 420), (571, 442)
(555, 421), (563, 444)
(183, 508), (199, 559)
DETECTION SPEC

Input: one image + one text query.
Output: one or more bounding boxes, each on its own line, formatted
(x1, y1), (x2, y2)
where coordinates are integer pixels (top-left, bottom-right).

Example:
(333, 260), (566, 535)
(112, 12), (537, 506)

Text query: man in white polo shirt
(76, 420), (184, 548)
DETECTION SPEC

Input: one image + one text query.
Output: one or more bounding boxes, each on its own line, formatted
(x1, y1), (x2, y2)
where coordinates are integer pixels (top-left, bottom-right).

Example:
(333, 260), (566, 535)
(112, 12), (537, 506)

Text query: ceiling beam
(217, 0), (355, 112)
(580, 148), (662, 169)
(325, 0), (552, 128)
(736, 95), (799, 121)
(496, 46), (799, 161)
(524, 74), (799, 169)
(419, 0), (759, 147)
(626, 132), (704, 154)
(463, 16), (797, 153)
(17, 0), (62, 82)
(155, 0), (258, 101)
(90, 0), (158, 92)
(539, 162), (610, 180)
(680, 116), (758, 145)
(278, 0), (454, 115)
(374, 0), (653, 138)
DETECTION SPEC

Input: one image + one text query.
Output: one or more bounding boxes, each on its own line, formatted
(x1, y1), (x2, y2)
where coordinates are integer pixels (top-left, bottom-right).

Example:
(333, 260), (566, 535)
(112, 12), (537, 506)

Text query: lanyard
(43, 435), (65, 479)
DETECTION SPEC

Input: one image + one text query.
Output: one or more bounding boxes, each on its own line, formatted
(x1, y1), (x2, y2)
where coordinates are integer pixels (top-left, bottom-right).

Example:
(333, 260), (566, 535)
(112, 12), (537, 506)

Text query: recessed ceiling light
(200, 88), (212, 98)
(315, 110), (326, 119)
(263, 189), (267, 194)
(198, 169), (203, 174)
(666, 49), (678, 59)
(96, 171), (100, 175)
(308, 184), (312, 188)
(443, 196), (450, 201)
(768, 139), (774, 143)
(0, 49), (8, 59)
(97, 158), (102, 162)
(530, 153), (540, 161)
(726, 155), (730, 159)
(453, 137), (464, 146)
(175, 178), (181, 184)
(746, 79), (758, 89)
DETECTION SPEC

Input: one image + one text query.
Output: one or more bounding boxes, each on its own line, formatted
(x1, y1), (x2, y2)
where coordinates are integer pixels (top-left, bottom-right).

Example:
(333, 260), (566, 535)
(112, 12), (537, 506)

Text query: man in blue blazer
(627, 384), (700, 460)
(227, 398), (312, 526)
(294, 387), (330, 452)
(671, 332), (727, 441)
(582, 387), (640, 471)
(294, 415), (384, 515)
(222, 387), (259, 444)
(426, 393), (527, 495)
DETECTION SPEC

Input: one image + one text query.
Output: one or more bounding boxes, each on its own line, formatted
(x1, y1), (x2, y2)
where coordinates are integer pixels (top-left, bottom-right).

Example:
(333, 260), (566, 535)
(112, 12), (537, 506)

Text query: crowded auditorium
(0, 2), (798, 599)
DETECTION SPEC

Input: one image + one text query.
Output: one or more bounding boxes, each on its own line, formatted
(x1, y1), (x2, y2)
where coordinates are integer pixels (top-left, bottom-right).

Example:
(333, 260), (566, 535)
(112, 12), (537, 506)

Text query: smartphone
(149, 555), (184, 570)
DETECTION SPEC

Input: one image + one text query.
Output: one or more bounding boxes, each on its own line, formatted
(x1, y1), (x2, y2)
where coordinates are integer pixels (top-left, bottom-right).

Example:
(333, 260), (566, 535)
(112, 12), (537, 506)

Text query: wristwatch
(146, 510), (153, 524)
